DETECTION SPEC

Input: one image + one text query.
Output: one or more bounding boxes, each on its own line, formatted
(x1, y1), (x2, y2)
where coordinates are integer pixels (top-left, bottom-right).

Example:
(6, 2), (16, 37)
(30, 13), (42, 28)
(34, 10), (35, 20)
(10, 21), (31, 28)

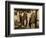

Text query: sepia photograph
(14, 8), (39, 29)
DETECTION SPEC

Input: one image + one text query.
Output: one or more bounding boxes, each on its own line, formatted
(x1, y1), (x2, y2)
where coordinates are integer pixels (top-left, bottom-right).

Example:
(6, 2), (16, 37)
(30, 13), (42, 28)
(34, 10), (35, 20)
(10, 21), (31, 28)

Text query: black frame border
(5, 1), (45, 37)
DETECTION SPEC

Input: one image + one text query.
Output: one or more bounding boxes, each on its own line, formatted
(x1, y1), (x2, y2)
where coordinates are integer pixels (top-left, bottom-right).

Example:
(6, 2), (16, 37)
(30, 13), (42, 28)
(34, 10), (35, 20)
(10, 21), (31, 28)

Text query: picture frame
(5, 1), (45, 37)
